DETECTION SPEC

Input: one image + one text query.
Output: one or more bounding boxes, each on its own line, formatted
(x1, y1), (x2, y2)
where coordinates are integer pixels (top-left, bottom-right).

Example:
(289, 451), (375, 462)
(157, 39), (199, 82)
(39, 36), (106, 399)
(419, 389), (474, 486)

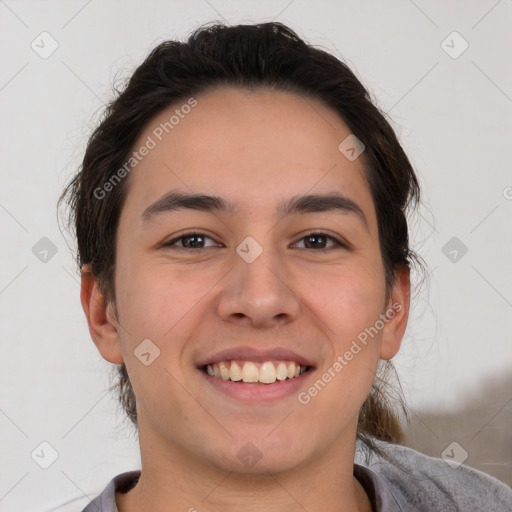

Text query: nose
(216, 242), (301, 329)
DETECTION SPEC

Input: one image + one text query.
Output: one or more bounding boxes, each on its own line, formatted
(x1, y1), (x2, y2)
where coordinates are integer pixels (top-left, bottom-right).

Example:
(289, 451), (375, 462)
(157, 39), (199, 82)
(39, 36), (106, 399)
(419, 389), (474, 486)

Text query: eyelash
(162, 231), (348, 251)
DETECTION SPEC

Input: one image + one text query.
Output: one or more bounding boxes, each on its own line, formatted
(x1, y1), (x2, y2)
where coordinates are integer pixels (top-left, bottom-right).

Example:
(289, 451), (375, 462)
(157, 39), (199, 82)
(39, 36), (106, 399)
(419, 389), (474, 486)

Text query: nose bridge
(217, 234), (300, 326)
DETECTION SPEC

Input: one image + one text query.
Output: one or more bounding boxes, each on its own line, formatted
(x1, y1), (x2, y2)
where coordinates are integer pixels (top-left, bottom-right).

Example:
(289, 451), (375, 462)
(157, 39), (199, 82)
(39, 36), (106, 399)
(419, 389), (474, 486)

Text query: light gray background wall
(1, 1), (511, 511)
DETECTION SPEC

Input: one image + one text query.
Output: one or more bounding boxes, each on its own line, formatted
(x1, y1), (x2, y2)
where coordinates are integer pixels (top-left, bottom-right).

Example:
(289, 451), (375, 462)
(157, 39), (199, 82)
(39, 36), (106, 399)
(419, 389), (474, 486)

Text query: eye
(162, 232), (220, 249)
(292, 233), (346, 250)
(162, 231), (348, 251)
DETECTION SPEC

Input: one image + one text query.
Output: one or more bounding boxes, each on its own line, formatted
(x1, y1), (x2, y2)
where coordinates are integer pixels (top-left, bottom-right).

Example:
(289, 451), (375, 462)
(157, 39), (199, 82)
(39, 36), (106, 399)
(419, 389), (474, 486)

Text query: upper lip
(196, 346), (315, 368)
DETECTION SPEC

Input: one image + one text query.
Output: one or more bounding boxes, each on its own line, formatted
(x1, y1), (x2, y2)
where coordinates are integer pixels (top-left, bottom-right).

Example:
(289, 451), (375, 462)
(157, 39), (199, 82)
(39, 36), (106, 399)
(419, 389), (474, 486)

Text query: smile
(203, 360), (309, 384)
(197, 346), (315, 401)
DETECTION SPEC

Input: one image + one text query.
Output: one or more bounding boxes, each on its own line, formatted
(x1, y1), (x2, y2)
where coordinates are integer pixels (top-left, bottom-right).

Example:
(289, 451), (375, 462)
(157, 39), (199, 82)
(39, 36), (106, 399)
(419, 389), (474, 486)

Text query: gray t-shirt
(75, 442), (511, 512)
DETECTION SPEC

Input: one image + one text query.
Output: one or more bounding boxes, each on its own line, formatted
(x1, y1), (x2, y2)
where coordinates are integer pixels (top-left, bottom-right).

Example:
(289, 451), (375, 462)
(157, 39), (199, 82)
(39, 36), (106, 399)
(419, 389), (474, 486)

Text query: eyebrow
(141, 191), (369, 231)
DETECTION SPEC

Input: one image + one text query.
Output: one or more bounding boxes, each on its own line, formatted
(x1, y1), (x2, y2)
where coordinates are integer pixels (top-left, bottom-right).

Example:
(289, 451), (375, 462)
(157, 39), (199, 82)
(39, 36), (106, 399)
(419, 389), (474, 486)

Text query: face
(84, 87), (409, 474)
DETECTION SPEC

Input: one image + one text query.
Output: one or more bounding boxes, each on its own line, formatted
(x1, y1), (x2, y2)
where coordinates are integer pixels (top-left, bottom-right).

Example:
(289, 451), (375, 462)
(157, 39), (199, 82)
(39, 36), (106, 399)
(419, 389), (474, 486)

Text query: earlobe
(80, 264), (124, 364)
(379, 267), (410, 360)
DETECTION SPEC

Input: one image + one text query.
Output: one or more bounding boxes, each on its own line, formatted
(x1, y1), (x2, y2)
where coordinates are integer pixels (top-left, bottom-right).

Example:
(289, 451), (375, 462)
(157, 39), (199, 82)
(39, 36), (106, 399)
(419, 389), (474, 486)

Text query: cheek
(300, 280), (383, 427)
(113, 261), (207, 426)
(116, 260), (200, 333)
(298, 260), (386, 418)
(332, 286), (385, 349)
(306, 261), (386, 346)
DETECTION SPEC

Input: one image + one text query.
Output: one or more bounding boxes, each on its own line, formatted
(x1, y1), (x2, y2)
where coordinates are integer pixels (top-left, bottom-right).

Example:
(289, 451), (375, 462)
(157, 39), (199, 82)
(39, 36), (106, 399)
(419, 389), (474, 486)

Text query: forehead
(121, 87), (376, 228)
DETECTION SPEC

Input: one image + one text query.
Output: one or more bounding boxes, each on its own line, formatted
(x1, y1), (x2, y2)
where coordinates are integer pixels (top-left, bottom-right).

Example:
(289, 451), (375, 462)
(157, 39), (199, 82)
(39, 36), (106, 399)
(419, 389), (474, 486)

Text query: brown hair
(59, 21), (424, 457)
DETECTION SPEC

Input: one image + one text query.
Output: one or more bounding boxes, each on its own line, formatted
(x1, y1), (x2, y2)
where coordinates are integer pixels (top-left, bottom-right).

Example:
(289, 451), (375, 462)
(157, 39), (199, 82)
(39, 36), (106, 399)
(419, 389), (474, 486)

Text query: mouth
(196, 347), (315, 401)
(201, 360), (312, 384)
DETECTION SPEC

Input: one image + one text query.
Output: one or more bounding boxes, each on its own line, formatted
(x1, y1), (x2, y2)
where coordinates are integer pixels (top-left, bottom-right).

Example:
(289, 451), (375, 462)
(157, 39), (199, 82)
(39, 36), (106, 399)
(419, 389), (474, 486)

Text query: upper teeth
(205, 360), (306, 384)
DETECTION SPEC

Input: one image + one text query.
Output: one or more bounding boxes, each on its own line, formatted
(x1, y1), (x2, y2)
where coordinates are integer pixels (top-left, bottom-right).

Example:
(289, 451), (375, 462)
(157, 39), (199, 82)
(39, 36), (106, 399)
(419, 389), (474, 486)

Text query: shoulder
(357, 439), (512, 512)
(45, 471), (141, 512)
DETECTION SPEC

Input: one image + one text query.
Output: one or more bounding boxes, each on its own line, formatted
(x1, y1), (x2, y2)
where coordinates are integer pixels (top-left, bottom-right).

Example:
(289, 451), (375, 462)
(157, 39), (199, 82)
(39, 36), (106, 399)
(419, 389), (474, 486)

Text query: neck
(116, 424), (372, 512)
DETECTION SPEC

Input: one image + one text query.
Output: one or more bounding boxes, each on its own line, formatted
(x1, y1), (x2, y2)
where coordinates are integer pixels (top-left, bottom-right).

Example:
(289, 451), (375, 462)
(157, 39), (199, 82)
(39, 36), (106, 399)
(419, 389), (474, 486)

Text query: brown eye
(293, 233), (346, 250)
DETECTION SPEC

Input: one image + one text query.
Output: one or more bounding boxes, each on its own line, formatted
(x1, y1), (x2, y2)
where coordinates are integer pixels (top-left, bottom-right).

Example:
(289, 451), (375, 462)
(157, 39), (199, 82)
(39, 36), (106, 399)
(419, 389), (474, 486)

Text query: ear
(379, 266), (410, 360)
(80, 264), (124, 364)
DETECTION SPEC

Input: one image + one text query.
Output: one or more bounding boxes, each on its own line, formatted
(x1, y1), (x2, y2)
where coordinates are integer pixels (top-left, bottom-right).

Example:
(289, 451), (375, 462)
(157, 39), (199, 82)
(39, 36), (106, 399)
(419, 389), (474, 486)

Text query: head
(60, 22), (423, 471)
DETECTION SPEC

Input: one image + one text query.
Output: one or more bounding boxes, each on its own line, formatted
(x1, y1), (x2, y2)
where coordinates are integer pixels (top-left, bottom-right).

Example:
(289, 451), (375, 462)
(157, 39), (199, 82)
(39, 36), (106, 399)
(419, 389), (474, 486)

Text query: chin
(204, 431), (309, 475)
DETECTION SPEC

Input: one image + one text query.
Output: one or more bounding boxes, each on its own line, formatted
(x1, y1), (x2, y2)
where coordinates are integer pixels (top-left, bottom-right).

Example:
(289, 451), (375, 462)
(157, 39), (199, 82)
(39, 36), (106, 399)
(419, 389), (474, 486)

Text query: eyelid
(162, 230), (349, 250)
(292, 230), (349, 249)
(162, 231), (222, 248)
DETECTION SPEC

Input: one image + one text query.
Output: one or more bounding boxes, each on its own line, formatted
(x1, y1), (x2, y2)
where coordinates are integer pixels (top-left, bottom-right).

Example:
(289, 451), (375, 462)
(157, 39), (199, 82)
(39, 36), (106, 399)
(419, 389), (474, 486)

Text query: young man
(60, 22), (512, 512)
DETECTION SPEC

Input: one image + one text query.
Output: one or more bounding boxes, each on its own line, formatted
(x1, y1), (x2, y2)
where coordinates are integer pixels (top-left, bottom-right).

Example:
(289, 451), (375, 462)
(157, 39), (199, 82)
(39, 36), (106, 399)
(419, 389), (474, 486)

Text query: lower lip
(199, 369), (315, 402)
